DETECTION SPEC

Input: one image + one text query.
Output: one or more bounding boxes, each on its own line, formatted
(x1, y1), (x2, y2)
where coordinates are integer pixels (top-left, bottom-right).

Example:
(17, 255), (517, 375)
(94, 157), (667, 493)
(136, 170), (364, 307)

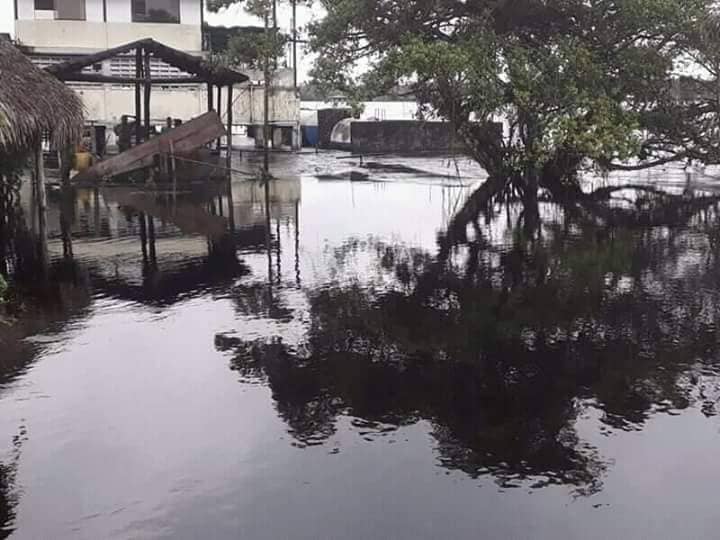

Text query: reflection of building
(232, 177), (301, 230)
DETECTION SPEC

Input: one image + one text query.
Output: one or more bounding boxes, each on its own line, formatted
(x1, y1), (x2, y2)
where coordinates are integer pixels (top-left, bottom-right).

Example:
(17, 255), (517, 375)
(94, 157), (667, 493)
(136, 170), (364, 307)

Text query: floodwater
(1, 153), (720, 539)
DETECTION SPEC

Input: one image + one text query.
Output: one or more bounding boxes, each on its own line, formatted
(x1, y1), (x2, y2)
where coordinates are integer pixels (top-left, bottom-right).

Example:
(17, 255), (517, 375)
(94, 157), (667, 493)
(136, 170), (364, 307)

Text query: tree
(308, 0), (713, 206)
(205, 25), (288, 71)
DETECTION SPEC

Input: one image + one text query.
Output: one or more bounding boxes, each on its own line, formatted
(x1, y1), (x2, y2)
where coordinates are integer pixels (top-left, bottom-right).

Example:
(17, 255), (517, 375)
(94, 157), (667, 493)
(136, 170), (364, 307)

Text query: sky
(0, 0), (321, 81)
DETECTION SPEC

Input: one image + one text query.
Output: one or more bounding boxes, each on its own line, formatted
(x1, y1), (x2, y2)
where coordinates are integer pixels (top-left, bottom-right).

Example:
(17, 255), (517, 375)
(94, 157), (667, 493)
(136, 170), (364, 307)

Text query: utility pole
(292, 0), (297, 91)
(263, 3), (271, 175)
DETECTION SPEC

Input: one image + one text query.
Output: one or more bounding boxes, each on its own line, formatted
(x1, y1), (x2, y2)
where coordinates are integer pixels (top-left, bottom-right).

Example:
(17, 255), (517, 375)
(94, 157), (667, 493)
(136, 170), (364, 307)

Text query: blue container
(302, 125), (319, 147)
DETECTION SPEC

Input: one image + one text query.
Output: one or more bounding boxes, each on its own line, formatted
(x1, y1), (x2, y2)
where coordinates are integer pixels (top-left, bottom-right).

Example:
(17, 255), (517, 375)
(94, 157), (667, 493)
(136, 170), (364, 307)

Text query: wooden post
(59, 184), (74, 260)
(225, 86), (236, 232)
(138, 212), (148, 263)
(294, 200), (300, 286)
(207, 82), (214, 112)
(226, 171), (236, 232)
(216, 85), (222, 152)
(226, 84), (233, 169)
(292, 0), (297, 91)
(135, 48), (143, 144)
(34, 141), (48, 269)
(263, 9), (271, 175)
(143, 50), (152, 140)
(60, 144), (73, 185)
(0, 175), (6, 277)
(147, 215), (156, 265)
(169, 139), (177, 205)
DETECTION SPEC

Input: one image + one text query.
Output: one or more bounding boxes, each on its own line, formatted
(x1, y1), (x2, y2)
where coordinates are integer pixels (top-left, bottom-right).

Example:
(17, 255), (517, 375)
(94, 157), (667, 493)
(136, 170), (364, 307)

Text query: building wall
(73, 84), (205, 125)
(302, 100), (420, 121)
(349, 120), (503, 154)
(15, 0), (202, 52)
(350, 121), (458, 154)
(71, 83), (298, 128)
(233, 85), (300, 127)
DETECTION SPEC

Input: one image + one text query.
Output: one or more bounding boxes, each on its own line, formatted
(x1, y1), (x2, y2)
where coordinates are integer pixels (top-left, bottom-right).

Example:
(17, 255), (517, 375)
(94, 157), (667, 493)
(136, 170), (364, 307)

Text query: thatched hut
(0, 38), (83, 160)
(1, 38), (83, 274)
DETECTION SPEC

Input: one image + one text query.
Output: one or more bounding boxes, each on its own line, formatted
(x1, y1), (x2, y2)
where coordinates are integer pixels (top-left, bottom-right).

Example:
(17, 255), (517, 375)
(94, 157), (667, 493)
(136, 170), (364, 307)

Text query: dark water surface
(2, 153), (720, 539)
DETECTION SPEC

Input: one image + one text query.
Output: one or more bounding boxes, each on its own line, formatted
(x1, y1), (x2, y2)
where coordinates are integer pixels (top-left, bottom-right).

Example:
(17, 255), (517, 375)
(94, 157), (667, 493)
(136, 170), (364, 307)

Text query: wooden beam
(147, 215), (156, 264)
(226, 84), (233, 169)
(34, 141), (48, 268)
(225, 84), (236, 233)
(207, 82), (214, 111)
(62, 73), (205, 84)
(216, 85), (222, 151)
(138, 212), (148, 263)
(292, 0), (297, 90)
(72, 111), (226, 182)
(135, 48), (142, 144)
(46, 38), (249, 85)
(144, 50), (152, 139)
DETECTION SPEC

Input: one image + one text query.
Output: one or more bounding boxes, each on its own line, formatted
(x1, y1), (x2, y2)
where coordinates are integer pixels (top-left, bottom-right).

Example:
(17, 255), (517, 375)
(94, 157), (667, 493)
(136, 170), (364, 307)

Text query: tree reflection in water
(216, 187), (720, 496)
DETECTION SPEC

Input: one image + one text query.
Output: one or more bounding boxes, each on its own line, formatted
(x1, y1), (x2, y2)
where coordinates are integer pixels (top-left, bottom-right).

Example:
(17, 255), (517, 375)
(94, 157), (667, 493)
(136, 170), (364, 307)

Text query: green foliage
(308, 0), (714, 186)
(206, 0), (312, 14)
(222, 29), (288, 70)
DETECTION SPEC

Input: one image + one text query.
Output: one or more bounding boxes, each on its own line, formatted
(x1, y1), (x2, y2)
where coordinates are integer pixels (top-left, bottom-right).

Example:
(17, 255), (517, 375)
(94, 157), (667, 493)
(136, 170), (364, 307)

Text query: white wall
(69, 83), (299, 128)
(17, 0), (35, 20)
(16, 20), (202, 51)
(15, 0), (202, 51)
(233, 85), (300, 126)
(302, 100), (420, 121)
(105, 0), (130, 22)
(86, 0), (104, 22)
(73, 84), (205, 124)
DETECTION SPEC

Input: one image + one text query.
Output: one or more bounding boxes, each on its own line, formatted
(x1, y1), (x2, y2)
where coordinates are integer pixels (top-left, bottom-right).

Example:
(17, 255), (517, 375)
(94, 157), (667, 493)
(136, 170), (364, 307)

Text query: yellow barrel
(74, 151), (92, 171)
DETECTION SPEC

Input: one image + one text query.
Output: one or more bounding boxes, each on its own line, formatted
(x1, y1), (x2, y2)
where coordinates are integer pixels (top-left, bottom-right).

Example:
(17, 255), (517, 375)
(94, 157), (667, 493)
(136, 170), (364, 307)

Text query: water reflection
(3, 156), (720, 537)
(216, 190), (720, 495)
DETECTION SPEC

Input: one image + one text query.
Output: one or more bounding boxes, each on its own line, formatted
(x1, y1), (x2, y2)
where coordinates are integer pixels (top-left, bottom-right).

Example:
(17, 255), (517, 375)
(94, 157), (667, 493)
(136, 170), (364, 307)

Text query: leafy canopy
(309, 0), (712, 182)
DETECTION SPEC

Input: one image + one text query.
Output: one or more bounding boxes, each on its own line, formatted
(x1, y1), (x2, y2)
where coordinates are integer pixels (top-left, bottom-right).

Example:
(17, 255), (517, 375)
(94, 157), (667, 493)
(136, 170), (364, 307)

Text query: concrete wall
(70, 82), (298, 132)
(15, 0), (202, 52)
(232, 85), (300, 126)
(302, 100), (419, 121)
(16, 20), (202, 51)
(350, 121), (456, 154)
(73, 84), (205, 125)
(350, 120), (503, 154)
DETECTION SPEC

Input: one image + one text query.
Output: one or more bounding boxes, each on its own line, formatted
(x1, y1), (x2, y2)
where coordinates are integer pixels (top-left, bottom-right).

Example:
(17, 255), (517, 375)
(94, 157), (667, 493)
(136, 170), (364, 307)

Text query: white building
(14, 0), (203, 53)
(13, 0), (300, 149)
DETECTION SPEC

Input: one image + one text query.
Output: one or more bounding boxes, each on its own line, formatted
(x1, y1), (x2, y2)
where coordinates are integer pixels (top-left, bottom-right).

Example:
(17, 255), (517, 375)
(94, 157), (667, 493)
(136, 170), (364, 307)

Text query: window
(132, 0), (180, 23)
(34, 0), (54, 10)
(33, 0), (86, 19)
(56, 0), (86, 20)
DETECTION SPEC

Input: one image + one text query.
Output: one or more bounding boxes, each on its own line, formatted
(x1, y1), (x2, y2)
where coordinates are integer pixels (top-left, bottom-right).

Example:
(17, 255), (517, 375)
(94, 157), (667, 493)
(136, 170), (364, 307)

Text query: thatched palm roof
(0, 39), (84, 156)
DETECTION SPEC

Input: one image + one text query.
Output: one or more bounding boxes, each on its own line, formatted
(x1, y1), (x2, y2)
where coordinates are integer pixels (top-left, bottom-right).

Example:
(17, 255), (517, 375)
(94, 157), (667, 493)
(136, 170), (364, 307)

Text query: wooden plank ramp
(73, 111), (225, 182)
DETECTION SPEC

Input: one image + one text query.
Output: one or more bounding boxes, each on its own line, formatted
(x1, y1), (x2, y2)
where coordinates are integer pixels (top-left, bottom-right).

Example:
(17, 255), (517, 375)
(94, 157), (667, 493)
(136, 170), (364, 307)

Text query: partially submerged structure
(0, 38), (84, 274)
(46, 38), (246, 172)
